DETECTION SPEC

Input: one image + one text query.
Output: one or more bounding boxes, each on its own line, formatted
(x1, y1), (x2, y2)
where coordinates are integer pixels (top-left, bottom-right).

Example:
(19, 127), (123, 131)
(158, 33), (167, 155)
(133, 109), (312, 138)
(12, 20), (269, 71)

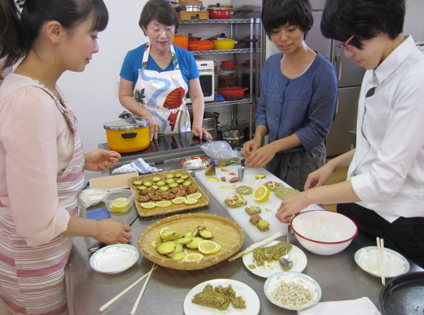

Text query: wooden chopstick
(228, 232), (283, 262)
(99, 264), (158, 312)
(130, 263), (156, 315)
(376, 237), (385, 285)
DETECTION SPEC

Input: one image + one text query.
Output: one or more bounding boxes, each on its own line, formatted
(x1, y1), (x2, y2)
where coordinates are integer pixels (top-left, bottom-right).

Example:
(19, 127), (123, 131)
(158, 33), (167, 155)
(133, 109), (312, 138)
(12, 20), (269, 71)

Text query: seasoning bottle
(218, 61), (238, 88)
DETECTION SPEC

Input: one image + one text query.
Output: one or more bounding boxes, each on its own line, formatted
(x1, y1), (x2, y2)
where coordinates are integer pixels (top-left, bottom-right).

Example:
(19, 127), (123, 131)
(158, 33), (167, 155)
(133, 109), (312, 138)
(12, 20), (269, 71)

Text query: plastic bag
(198, 141), (241, 165)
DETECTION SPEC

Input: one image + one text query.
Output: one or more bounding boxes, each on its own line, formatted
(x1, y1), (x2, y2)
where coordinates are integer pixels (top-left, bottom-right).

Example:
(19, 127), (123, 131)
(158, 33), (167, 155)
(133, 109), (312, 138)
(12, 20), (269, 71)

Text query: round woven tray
(137, 213), (244, 270)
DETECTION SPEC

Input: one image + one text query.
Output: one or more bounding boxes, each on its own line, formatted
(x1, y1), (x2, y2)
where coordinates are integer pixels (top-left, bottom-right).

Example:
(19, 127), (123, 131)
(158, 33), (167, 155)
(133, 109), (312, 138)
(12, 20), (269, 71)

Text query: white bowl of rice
(264, 271), (322, 311)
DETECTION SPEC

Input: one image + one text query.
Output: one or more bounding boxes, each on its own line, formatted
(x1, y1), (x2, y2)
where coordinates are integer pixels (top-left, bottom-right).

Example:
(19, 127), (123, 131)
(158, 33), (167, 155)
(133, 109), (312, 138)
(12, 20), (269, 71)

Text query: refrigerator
(262, 0), (366, 157)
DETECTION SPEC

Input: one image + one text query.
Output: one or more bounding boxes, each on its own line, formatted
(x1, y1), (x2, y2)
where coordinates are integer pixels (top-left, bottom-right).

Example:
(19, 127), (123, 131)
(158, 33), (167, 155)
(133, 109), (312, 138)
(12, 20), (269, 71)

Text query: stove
(99, 132), (209, 169)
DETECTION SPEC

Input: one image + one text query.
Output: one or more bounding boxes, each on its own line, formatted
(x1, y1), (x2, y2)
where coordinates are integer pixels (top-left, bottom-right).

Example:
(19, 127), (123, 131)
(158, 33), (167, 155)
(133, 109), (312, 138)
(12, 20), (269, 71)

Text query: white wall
(59, 0), (147, 152)
(58, 0), (424, 152)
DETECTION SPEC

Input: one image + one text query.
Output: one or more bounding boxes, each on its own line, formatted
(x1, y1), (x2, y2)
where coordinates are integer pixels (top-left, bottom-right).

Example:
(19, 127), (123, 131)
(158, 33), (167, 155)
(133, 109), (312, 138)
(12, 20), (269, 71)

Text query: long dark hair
(0, 0), (109, 72)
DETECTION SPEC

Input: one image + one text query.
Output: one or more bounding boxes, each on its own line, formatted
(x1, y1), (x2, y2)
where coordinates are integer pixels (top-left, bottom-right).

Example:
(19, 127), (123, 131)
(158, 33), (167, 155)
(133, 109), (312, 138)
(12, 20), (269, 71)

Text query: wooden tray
(128, 169), (210, 217)
(177, 11), (209, 20)
(137, 213), (244, 270)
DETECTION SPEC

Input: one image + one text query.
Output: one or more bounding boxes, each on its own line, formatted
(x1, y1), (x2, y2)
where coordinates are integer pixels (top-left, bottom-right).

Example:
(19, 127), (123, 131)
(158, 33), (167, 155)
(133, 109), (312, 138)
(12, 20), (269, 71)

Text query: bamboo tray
(128, 169), (210, 217)
(137, 213), (244, 270)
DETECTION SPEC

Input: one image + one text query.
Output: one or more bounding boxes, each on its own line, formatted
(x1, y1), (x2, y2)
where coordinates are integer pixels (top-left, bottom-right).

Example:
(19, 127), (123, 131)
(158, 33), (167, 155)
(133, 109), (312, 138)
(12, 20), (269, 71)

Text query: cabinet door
(326, 86), (360, 157)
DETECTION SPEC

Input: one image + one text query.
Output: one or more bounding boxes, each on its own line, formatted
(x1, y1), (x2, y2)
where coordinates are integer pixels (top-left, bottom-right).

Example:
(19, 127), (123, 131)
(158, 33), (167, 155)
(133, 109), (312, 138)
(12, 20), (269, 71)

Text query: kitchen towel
(298, 297), (381, 315)
(112, 158), (162, 175)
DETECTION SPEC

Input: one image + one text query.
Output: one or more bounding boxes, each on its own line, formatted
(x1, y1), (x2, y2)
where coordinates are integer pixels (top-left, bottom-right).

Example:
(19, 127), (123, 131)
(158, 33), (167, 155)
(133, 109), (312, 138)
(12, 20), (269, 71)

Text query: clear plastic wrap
(199, 141), (241, 166)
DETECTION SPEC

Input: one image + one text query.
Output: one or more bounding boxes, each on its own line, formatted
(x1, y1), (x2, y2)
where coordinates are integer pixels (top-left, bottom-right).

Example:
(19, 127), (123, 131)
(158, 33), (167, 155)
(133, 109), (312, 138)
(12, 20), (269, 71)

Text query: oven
(186, 60), (214, 104)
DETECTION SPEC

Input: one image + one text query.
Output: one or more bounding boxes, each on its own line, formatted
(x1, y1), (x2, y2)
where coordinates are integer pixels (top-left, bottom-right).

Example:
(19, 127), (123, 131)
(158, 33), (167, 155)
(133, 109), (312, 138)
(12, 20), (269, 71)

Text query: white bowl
(291, 210), (358, 255)
(264, 271), (322, 310)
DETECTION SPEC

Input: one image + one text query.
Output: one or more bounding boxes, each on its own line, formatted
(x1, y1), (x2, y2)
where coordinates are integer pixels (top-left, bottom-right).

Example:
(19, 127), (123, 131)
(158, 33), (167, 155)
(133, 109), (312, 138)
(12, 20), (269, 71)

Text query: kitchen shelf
(179, 18), (253, 25)
(179, 18), (260, 140)
(187, 98), (251, 109)
(191, 48), (252, 55)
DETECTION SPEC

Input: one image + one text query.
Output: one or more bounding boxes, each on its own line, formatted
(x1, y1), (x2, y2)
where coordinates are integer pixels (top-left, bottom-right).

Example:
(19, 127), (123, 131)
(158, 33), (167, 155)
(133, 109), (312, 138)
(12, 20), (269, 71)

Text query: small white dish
(183, 279), (260, 315)
(83, 188), (108, 206)
(264, 271), (321, 311)
(242, 241), (307, 278)
(89, 244), (139, 274)
(354, 246), (410, 278)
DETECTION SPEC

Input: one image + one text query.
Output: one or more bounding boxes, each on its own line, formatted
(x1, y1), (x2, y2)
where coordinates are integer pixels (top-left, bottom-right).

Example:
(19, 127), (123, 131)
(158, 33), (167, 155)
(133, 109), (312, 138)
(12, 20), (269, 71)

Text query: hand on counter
(85, 149), (121, 172)
(95, 219), (132, 245)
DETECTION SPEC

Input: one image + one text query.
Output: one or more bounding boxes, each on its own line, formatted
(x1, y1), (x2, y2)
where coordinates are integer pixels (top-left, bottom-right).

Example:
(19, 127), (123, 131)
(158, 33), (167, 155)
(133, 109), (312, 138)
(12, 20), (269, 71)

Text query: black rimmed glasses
(337, 35), (355, 51)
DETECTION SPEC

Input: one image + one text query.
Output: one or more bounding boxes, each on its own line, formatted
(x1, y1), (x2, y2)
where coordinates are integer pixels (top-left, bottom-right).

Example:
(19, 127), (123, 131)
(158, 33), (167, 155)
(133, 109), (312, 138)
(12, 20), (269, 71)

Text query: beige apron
(0, 80), (85, 315)
(133, 43), (191, 134)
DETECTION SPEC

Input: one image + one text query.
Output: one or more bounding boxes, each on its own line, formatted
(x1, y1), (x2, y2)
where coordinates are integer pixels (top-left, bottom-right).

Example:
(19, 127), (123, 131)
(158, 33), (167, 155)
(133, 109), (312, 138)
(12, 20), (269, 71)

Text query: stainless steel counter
(69, 163), (423, 315)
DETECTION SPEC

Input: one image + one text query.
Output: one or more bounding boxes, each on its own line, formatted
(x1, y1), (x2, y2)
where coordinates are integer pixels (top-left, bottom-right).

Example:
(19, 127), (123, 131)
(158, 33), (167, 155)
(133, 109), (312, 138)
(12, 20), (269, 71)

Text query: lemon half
(156, 200), (172, 208)
(187, 193), (202, 200)
(198, 240), (221, 255)
(253, 185), (270, 202)
(184, 253), (204, 262)
(140, 202), (156, 209)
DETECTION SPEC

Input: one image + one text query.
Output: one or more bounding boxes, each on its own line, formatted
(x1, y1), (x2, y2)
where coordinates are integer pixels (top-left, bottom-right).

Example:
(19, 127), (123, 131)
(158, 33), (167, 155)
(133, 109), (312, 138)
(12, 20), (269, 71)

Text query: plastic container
(102, 189), (135, 213)
(218, 61), (238, 88)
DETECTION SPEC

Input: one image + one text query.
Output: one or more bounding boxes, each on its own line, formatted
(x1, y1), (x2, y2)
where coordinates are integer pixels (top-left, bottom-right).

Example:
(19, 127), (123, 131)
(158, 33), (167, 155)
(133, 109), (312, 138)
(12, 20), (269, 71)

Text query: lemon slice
(187, 193), (202, 200)
(253, 185), (270, 202)
(198, 240), (221, 255)
(111, 197), (129, 209)
(184, 199), (198, 205)
(172, 197), (187, 204)
(184, 253), (204, 262)
(156, 200), (172, 208)
(140, 202), (156, 209)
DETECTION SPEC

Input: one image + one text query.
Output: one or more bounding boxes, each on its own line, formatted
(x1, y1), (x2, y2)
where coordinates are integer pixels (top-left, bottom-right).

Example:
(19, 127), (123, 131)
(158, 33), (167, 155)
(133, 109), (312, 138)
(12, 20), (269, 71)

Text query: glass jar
(241, 60), (256, 94)
(218, 61), (238, 88)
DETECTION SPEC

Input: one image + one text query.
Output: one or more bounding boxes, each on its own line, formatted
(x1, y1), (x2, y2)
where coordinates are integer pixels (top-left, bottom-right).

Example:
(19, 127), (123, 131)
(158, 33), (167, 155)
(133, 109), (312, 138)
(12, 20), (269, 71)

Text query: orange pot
(188, 40), (214, 51)
(173, 34), (189, 50)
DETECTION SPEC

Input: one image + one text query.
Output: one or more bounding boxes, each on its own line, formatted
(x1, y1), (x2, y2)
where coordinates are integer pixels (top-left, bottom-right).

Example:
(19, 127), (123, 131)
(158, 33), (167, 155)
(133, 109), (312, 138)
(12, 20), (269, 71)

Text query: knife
(238, 159), (245, 181)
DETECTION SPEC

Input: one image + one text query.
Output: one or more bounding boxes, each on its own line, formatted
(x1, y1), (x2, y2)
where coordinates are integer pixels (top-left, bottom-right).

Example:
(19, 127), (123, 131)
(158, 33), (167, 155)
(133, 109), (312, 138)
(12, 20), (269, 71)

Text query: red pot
(216, 87), (248, 101)
(208, 8), (231, 19)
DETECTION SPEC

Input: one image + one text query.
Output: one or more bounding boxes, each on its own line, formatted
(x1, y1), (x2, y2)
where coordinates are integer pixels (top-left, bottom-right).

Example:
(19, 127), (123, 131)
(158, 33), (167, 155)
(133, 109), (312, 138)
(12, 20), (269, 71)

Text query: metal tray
(380, 271), (424, 314)
(128, 169), (210, 217)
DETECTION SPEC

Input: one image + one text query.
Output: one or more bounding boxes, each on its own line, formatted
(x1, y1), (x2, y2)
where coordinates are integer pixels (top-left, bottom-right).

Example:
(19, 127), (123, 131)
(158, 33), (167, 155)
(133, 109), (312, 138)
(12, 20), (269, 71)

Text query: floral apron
(133, 43), (191, 134)
(0, 80), (85, 315)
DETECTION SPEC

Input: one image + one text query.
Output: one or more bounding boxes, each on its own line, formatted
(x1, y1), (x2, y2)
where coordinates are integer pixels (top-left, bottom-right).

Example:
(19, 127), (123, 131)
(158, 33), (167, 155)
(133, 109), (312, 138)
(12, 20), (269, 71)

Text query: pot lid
(103, 117), (149, 131)
(208, 3), (233, 9)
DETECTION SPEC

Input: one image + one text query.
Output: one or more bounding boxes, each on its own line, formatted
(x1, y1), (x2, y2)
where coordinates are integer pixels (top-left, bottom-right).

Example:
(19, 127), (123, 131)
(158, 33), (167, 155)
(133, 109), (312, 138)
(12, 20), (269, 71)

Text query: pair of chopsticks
(228, 232), (283, 261)
(376, 237), (385, 285)
(99, 263), (157, 313)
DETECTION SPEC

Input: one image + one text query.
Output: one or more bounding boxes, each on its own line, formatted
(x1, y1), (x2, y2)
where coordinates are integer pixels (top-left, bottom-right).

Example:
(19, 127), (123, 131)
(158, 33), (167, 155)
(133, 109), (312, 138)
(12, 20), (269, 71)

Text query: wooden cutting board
(195, 165), (322, 243)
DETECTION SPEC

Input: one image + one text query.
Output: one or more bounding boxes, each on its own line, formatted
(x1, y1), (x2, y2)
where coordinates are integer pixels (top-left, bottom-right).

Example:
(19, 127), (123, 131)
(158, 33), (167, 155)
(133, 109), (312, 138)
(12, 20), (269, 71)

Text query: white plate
(83, 188), (108, 206)
(354, 246), (410, 278)
(89, 244), (140, 274)
(183, 279), (260, 315)
(242, 241), (307, 278)
(264, 271), (322, 311)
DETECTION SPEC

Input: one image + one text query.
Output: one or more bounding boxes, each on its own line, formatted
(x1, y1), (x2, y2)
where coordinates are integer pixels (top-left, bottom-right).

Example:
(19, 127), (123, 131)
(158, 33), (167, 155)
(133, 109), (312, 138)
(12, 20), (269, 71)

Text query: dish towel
(298, 297), (381, 315)
(111, 158), (163, 175)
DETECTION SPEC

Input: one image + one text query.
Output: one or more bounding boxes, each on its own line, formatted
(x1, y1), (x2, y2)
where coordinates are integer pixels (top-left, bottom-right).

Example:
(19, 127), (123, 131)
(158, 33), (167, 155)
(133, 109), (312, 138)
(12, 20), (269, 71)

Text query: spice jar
(241, 60), (256, 94)
(218, 61), (238, 88)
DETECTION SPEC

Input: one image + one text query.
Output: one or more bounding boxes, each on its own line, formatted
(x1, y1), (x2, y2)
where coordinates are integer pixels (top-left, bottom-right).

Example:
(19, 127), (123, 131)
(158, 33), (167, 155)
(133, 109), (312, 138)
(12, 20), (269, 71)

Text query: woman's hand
(241, 138), (261, 158)
(192, 125), (212, 140)
(304, 163), (334, 190)
(146, 114), (159, 141)
(276, 192), (310, 223)
(85, 149), (121, 172)
(95, 219), (132, 244)
(244, 144), (276, 168)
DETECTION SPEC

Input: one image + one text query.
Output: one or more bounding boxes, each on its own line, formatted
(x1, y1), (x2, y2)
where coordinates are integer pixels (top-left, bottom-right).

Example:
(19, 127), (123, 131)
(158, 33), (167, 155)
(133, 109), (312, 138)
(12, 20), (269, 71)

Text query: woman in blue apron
(119, 0), (212, 141)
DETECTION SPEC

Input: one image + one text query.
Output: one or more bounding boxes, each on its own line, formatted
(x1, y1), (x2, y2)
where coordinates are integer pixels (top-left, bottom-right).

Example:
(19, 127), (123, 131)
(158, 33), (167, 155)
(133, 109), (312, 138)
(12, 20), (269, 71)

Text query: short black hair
(261, 0), (313, 39)
(139, 0), (179, 34)
(321, 0), (405, 49)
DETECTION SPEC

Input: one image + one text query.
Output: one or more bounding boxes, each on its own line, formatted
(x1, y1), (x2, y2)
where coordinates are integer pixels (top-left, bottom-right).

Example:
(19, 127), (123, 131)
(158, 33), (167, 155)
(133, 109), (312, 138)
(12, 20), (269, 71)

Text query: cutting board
(195, 165), (322, 243)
